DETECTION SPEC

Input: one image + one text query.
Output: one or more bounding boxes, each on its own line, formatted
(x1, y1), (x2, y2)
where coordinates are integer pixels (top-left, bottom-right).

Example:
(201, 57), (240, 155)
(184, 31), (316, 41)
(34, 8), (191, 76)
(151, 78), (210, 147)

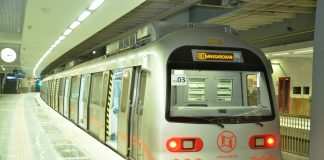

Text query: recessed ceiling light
(63, 29), (72, 36)
(1, 48), (17, 63)
(58, 35), (66, 41)
(78, 10), (91, 22)
(89, 0), (105, 11)
(69, 21), (81, 29)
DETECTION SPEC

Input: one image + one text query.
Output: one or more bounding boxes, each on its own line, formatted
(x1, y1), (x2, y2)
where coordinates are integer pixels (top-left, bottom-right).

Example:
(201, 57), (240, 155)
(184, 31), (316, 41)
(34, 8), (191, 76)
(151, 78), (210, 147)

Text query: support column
(310, 1), (324, 160)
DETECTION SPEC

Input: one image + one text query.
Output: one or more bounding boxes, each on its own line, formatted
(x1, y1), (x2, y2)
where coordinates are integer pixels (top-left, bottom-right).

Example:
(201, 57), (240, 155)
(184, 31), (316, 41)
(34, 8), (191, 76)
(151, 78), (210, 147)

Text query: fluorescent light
(58, 35), (66, 41)
(293, 49), (313, 54)
(6, 76), (15, 80)
(2, 67), (5, 71)
(63, 29), (72, 36)
(78, 10), (91, 22)
(54, 40), (61, 45)
(69, 21), (80, 29)
(272, 52), (290, 56)
(88, 0), (105, 11)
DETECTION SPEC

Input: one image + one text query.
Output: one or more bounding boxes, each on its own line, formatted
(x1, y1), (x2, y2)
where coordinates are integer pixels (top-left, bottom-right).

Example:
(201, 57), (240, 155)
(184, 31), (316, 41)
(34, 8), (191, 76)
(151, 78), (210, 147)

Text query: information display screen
(192, 49), (243, 63)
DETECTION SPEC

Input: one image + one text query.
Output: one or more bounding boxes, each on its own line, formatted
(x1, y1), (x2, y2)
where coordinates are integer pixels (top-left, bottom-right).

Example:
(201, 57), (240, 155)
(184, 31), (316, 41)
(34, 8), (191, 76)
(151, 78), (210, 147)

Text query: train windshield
(169, 69), (273, 123)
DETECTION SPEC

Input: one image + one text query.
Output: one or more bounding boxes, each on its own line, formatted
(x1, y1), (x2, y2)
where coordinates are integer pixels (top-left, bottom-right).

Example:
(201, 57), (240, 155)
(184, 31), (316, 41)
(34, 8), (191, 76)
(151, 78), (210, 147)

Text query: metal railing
(280, 114), (310, 157)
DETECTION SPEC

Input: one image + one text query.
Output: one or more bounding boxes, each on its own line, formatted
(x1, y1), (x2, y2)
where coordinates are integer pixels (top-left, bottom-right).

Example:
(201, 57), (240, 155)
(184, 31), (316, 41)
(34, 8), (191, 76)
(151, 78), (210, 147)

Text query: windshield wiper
(194, 117), (224, 128)
(239, 116), (264, 127)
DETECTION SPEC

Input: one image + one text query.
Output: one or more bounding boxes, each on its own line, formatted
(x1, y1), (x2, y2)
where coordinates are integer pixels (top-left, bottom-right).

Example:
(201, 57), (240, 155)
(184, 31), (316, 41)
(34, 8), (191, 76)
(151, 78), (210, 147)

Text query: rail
(280, 114), (310, 157)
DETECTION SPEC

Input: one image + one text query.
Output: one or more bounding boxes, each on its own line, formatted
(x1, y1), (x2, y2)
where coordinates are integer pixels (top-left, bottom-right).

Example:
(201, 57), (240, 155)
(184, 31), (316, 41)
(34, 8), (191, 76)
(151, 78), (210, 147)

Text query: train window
(247, 74), (258, 106)
(70, 76), (80, 123)
(121, 70), (130, 113)
(70, 76), (80, 100)
(90, 73), (103, 105)
(169, 70), (272, 122)
(188, 78), (206, 101)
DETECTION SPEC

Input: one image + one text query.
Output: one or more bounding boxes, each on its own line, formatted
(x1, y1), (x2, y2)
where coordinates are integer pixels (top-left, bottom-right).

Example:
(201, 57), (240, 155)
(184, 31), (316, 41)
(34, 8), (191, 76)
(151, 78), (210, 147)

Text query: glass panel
(170, 70), (272, 122)
(108, 70), (123, 149)
(79, 75), (91, 129)
(64, 78), (70, 117)
(121, 70), (130, 113)
(90, 73), (103, 105)
(188, 78), (206, 101)
(70, 76), (80, 123)
(247, 74), (258, 106)
(217, 79), (233, 101)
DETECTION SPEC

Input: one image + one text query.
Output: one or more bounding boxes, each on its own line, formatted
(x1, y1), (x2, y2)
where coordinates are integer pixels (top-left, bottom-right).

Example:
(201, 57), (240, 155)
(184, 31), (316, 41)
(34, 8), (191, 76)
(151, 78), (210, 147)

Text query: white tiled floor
(0, 93), (124, 160)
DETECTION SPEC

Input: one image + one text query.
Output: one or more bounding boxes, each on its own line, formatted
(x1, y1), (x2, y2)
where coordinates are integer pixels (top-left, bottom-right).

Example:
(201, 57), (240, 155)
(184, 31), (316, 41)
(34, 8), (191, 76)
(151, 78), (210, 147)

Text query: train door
(47, 81), (51, 106)
(88, 72), (106, 141)
(117, 67), (141, 156)
(78, 74), (91, 129)
(51, 80), (56, 108)
(278, 77), (290, 113)
(130, 69), (147, 160)
(70, 76), (81, 124)
(63, 77), (71, 118)
(54, 79), (59, 111)
(58, 78), (65, 115)
(106, 70), (123, 149)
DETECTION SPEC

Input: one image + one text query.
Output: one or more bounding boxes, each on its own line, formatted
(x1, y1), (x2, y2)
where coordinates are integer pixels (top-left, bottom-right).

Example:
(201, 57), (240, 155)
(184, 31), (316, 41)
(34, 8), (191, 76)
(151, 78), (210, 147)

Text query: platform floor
(0, 93), (310, 160)
(0, 93), (124, 160)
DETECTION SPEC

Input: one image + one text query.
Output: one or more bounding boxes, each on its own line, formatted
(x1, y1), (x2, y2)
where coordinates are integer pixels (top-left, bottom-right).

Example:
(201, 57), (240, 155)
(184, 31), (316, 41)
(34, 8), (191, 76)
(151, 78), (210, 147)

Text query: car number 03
(171, 74), (187, 86)
(177, 77), (186, 83)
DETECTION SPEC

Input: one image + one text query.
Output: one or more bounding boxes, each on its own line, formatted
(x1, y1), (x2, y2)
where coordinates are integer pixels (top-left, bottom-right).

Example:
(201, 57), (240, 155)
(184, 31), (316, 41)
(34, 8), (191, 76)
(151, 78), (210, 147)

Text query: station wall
(270, 57), (313, 116)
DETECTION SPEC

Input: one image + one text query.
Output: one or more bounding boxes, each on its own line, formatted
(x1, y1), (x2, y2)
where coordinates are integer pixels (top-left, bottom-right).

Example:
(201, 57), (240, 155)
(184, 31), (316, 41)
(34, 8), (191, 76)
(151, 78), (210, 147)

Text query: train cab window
(169, 69), (272, 123)
(247, 74), (258, 106)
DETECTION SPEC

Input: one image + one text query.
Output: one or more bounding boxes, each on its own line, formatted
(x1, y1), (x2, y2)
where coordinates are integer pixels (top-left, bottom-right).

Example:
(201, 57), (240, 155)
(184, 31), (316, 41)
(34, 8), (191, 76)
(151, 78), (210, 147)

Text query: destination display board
(192, 49), (243, 63)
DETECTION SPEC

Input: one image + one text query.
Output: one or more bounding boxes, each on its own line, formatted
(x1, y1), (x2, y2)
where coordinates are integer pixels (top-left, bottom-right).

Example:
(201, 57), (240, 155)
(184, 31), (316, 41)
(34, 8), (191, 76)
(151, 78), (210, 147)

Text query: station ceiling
(0, 0), (317, 77)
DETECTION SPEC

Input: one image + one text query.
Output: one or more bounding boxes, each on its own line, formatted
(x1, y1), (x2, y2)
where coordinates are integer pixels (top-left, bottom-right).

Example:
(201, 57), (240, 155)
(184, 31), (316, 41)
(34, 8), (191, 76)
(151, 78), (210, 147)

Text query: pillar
(310, 1), (324, 159)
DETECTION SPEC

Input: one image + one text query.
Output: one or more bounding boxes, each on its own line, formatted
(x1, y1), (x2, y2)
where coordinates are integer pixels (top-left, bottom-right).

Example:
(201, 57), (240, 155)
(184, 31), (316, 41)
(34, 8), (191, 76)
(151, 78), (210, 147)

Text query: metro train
(40, 22), (282, 160)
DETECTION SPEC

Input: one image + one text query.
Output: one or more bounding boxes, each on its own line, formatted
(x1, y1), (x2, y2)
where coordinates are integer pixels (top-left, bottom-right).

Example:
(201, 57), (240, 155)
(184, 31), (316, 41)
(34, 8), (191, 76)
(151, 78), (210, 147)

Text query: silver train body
(41, 24), (282, 160)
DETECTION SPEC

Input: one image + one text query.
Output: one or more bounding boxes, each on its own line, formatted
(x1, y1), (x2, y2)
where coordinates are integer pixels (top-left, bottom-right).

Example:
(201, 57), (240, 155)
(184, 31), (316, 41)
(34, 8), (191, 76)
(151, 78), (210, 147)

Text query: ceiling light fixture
(293, 49), (313, 54)
(1, 48), (17, 63)
(89, 0), (105, 11)
(63, 29), (72, 36)
(33, 0), (106, 78)
(78, 10), (91, 22)
(58, 35), (66, 41)
(271, 52), (290, 56)
(69, 21), (81, 29)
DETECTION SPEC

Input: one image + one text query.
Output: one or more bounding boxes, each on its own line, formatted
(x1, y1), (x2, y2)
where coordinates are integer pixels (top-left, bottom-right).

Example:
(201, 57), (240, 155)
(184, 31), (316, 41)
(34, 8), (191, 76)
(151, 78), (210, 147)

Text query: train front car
(155, 27), (282, 160)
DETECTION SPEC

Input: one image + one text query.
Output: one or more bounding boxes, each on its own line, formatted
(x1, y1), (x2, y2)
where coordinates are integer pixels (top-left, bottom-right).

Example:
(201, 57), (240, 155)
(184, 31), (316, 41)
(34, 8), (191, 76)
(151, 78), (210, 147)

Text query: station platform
(0, 93), (310, 160)
(0, 93), (124, 160)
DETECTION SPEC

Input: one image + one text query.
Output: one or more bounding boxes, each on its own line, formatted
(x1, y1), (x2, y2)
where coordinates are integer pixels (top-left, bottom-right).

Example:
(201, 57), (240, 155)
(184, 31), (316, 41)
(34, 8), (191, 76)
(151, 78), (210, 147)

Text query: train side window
(246, 74), (258, 106)
(59, 78), (64, 97)
(90, 73), (103, 105)
(121, 70), (130, 113)
(70, 76), (80, 100)
(138, 71), (147, 111)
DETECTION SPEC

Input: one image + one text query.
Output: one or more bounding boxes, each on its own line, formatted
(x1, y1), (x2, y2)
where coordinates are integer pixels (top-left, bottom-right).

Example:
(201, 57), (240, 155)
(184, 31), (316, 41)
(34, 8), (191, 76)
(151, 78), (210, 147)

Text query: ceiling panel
(0, 0), (25, 33)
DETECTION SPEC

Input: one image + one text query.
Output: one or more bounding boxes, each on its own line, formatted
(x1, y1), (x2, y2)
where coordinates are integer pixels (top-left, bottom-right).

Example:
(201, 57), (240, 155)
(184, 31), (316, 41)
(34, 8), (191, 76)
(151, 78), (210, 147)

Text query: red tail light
(249, 135), (276, 149)
(166, 137), (203, 152)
